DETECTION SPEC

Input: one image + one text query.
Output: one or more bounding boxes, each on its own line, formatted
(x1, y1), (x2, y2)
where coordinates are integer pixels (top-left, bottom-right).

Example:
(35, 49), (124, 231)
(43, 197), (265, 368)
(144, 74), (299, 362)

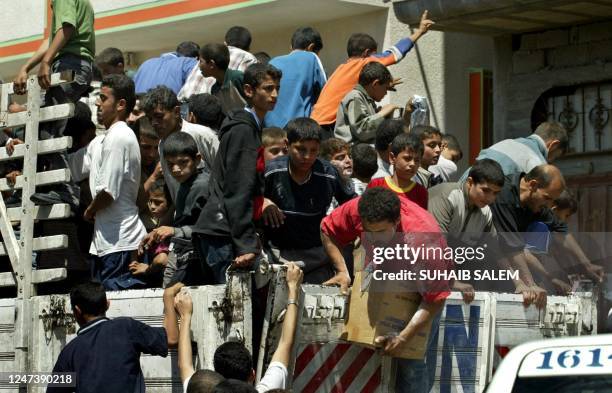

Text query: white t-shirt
(160, 120), (219, 201)
(429, 155), (458, 183)
(89, 121), (146, 256)
(182, 362), (288, 393)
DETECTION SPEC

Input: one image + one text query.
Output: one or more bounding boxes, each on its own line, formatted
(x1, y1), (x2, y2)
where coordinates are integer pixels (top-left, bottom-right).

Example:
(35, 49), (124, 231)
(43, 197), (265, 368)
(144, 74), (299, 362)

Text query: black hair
(149, 178), (172, 205)
(70, 281), (107, 316)
(212, 379), (256, 393)
(291, 27), (323, 52)
(319, 138), (349, 161)
(390, 133), (424, 157)
(411, 125), (442, 141)
(102, 74), (136, 114)
(375, 119), (405, 152)
(553, 190), (578, 214)
(358, 62), (392, 87)
(525, 165), (561, 189)
(200, 43), (230, 71)
(468, 159), (505, 187)
(358, 187), (401, 223)
(253, 51), (271, 65)
(442, 134), (463, 160)
(95, 47), (124, 67)
(189, 93), (224, 130)
(285, 117), (321, 144)
(137, 117), (159, 141)
(213, 342), (253, 381)
(187, 369), (225, 393)
(225, 26), (252, 51)
(347, 33), (377, 57)
(243, 63), (282, 90)
(141, 85), (179, 113)
(163, 131), (199, 159)
(177, 41), (201, 58)
(64, 101), (95, 138)
(534, 121), (569, 153)
(351, 144), (378, 180)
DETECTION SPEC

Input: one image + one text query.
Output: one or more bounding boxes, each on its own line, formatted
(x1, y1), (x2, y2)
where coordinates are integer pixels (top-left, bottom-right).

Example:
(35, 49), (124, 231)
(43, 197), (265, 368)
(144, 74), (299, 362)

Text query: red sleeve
(321, 198), (363, 247)
(413, 231), (452, 303)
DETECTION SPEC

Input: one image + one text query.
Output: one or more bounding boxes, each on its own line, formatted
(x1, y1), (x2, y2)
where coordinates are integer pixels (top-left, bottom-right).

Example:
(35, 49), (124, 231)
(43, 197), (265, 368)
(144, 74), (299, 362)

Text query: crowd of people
(1, 0), (607, 392)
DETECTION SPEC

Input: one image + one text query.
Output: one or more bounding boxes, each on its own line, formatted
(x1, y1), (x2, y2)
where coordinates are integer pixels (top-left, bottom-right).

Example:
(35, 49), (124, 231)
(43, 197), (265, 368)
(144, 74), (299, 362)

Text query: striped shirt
(228, 46), (258, 72)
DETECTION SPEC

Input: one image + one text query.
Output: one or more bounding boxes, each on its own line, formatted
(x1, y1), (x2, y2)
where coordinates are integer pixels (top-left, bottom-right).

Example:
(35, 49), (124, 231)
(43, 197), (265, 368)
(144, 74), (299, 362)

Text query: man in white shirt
(85, 74), (147, 290)
(141, 86), (219, 201)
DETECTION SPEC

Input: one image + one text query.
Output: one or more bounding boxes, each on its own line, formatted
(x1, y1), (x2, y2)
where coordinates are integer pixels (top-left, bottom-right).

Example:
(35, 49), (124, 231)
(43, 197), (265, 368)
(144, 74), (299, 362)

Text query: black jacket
(192, 109), (264, 255)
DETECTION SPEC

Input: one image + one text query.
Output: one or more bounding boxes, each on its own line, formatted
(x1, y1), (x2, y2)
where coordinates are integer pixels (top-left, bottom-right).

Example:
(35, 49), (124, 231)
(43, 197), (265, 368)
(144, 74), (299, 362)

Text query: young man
(311, 10), (434, 129)
(262, 127), (288, 162)
(429, 133), (463, 183)
(266, 27), (327, 128)
(86, 74), (147, 290)
(372, 119), (406, 179)
(411, 125), (443, 188)
(137, 132), (210, 287)
(368, 133), (428, 209)
(225, 26), (258, 72)
(188, 93), (225, 132)
(350, 143), (378, 195)
(141, 86), (218, 201)
(335, 62), (399, 145)
(173, 263), (303, 393)
(262, 118), (356, 283)
(199, 43), (246, 113)
(192, 63), (282, 284)
(47, 281), (176, 393)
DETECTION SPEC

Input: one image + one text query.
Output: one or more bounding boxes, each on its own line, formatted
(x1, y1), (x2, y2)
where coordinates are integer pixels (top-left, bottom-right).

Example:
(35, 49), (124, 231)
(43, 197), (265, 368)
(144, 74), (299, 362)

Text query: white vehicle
(485, 334), (612, 393)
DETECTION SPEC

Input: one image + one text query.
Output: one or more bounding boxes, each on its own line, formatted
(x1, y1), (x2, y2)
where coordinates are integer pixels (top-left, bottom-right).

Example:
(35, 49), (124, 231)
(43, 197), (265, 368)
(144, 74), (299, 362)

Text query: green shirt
(51, 0), (95, 62)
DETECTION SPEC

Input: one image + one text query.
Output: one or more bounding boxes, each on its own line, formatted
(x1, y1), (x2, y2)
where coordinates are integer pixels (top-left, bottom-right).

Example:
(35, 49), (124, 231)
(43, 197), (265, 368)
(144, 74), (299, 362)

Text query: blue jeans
(91, 250), (145, 291)
(192, 234), (234, 284)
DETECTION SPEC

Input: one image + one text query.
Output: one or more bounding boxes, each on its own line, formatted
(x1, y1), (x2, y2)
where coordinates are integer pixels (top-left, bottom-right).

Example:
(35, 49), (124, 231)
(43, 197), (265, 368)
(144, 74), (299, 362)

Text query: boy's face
(390, 147), (420, 181)
(363, 219), (399, 247)
(371, 79), (392, 102)
(263, 140), (288, 162)
(245, 75), (280, 113)
(199, 57), (216, 77)
(289, 140), (319, 173)
(166, 154), (200, 183)
(127, 100), (144, 127)
(421, 135), (442, 168)
(147, 105), (180, 139)
(552, 207), (573, 223)
(148, 191), (169, 218)
(330, 148), (353, 178)
(442, 148), (461, 163)
(139, 135), (160, 167)
(466, 178), (502, 209)
(96, 86), (124, 129)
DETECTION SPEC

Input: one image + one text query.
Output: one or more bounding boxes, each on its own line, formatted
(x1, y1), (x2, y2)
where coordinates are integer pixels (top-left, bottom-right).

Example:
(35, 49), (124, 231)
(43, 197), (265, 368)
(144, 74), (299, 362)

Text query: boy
(192, 63), (282, 284)
(311, 11), (433, 129)
(334, 62), (399, 144)
(429, 133), (463, 182)
(350, 143), (378, 195)
(138, 120), (165, 231)
(373, 119), (406, 179)
(85, 74), (147, 290)
(138, 132), (210, 287)
(142, 86), (218, 201)
(199, 43), (246, 113)
(368, 133), (428, 209)
(266, 27), (327, 129)
(95, 47), (126, 77)
(262, 118), (355, 283)
(411, 125), (443, 188)
(262, 127), (288, 162)
(47, 281), (174, 393)
(225, 26), (258, 72)
(188, 93), (225, 132)
(320, 138), (353, 180)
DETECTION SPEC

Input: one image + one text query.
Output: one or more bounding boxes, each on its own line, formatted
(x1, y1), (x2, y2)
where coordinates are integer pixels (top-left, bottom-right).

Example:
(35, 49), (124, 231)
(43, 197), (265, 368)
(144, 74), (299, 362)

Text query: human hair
(390, 133), (423, 158)
(358, 62), (392, 87)
(163, 130), (198, 159)
(358, 187), (401, 223)
(176, 41), (200, 58)
(346, 33), (377, 57)
(553, 190), (578, 214)
(95, 47), (124, 67)
(137, 117), (160, 141)
(186, 370), (225, 393)
(212, 379), (256, 393)
(375, 119), (405, 152)
(141, 85), (179, 114)
(149, 178), (172, 207)
(70, 281), (107, 316)
(213, 342), (253, 381)
(525, 164), (561, 188)
(189, 93), (224, 129)
(351, 144), (378, 180)
(291, 27), (323, 52)
(200, 43), (230, 71)
(442, 134), (463, 160)
(468, 159), (505, 187)
(225, 26), (252, 50)
(102, 74), (136, 114)
(534, 121), (569, 153)
(253, 51), (270, 64)
(285, 117), (321, 144)
(319, 138), (349, 160)
(64, 101), (95, 138)
(262, 127), (287, 147)
(411, 125), (442, 141)
(243, 63), (282, 89)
